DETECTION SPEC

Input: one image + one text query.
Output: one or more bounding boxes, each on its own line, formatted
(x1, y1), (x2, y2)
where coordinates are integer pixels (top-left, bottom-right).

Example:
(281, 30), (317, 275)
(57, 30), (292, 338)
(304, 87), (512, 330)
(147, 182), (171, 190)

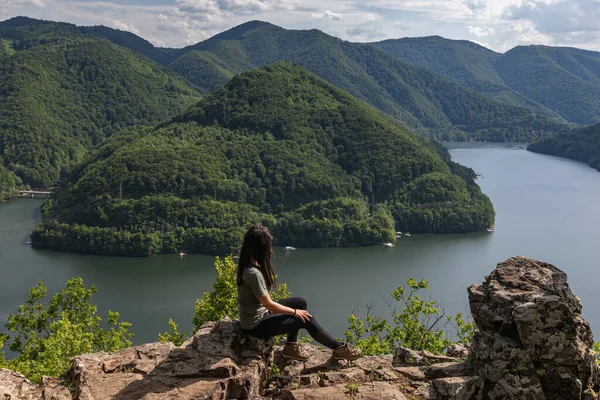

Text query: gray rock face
(393, 346), (459, 367)
(468, 256), (599, 399)
(71, 318), (273, 400)
(446, 344), (469, 359)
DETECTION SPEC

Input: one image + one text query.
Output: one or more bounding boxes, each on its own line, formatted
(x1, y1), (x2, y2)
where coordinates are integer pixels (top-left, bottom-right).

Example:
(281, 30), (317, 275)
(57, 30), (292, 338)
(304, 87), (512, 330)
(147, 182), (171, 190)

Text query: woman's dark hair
(237, 224), (275, 290)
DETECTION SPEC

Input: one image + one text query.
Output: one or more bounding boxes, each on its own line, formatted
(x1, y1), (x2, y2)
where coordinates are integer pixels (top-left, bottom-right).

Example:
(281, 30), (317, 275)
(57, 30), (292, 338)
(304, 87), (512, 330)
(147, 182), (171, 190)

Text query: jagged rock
(0, 369), (42, 400)
(394, 366), (427, 381)
(70, 318), (273, 400)
(468, 256), (599, 399)
(269, 344), (421, 399)
(424, 363), (466, 380)
(430, 376), (483, 400)
(446, 344), (469, 359)
(281, 382), (408, 399)
(393, 347), (458, 367)
(41, 377), (73, 400)
(273, 345), (339, 377)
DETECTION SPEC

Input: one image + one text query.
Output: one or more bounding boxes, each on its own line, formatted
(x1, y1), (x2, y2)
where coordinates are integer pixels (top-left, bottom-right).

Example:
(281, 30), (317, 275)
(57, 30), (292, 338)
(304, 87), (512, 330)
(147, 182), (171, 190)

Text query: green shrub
(344, 278), (475, 355)
(0, 278), (133, 383)
(158, 319), (187, 346)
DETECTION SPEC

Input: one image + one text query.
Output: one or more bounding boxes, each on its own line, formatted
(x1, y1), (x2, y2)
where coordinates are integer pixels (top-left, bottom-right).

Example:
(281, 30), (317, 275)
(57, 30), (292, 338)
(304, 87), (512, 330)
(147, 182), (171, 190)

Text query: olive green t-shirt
(237, 266), (269, 330)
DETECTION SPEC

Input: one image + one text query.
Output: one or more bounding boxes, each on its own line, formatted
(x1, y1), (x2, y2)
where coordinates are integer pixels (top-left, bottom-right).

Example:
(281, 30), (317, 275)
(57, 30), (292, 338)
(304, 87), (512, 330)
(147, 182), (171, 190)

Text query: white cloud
(218, 0), (269, 12)
(312, 10), (343, 21)
(394, 21), (411, 31)
(468, 25), (495, 38)
(103, 18), (140, 35)
(20, 0), (46, 6)
(504, 0), (600, 34)
(347, 23), (385, 40)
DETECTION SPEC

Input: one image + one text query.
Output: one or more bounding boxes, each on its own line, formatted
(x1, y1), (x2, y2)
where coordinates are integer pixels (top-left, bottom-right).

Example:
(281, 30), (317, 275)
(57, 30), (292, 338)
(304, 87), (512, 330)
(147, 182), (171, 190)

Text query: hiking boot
(281, 342), (310, 361)
(332, 343), (363, 361)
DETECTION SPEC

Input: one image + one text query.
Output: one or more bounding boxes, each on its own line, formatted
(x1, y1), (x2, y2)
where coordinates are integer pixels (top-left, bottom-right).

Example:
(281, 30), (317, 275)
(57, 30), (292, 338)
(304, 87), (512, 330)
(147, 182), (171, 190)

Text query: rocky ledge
(1, 256), (598, 400)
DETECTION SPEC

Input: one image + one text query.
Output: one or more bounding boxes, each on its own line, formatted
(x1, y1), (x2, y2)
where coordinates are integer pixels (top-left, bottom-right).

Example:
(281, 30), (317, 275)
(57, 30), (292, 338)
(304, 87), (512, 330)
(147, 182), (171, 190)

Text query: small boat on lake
(178, 252), (186, 257)
(284, 246), (297, 251)
(404, 233), (412, 237)
(487, 228), (494, 233)
(382, 242), (395, 248)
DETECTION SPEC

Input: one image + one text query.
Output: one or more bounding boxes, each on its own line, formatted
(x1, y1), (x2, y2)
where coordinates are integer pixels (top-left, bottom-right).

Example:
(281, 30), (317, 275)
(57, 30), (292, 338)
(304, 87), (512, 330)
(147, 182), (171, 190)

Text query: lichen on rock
(468, 256), (599, 399)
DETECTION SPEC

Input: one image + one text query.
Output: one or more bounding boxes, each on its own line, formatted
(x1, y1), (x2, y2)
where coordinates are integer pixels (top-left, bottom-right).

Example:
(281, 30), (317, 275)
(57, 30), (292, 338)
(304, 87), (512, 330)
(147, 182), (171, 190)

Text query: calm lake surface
(2, 142), (600, 348)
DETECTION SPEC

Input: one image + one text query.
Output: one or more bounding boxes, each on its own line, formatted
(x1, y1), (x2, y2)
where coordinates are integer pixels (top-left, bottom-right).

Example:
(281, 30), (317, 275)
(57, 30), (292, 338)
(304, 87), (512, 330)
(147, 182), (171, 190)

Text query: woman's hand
(294, 309), (312, 323)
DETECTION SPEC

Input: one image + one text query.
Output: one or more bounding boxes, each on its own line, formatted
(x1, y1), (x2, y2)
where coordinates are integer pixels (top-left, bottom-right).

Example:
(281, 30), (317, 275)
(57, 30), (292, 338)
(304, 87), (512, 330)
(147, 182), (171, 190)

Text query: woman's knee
(294, 297), (308, 310)
(282, 296), (307, 310)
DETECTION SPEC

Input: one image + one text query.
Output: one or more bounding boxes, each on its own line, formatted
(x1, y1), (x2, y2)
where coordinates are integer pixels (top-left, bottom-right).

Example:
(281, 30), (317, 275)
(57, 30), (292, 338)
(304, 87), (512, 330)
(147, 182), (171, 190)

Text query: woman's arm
(258, 293), (312, 322)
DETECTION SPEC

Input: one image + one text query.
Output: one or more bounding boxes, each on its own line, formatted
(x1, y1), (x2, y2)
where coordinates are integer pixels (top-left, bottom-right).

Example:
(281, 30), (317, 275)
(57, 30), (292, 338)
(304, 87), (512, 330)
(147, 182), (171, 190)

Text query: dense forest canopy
(32, 63), (495, 256)
(8, 17), (567, 143)
(0, 18), (200, 187)
(373, 37), (600, 125)
(528, 124), (600, 171)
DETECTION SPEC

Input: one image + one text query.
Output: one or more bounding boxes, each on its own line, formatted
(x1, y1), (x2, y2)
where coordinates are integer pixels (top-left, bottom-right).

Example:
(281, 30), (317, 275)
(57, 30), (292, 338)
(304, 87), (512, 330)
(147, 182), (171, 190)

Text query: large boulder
(468, 256), (598, 399)
(71, 317), (273, 399)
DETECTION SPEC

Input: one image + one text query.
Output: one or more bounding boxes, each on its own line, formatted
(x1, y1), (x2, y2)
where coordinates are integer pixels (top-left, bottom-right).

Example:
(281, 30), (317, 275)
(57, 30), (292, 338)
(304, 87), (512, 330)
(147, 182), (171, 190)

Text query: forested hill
(373, 37), (600, 125)
(32, 63), (495, 256)
(33, 17), (566, 143)
(528, 124), (600, 171)
(0, 18), (201, 187)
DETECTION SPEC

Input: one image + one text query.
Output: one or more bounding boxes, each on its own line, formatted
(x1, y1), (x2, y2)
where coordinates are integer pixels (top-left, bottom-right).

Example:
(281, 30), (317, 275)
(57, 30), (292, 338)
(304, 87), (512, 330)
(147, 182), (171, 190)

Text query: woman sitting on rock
(237, 224), (363, 362)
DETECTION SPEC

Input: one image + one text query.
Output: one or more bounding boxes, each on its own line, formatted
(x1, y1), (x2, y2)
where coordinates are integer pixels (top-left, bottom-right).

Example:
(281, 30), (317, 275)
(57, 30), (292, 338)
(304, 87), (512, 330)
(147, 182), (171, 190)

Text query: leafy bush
(344, 278), (475, 356)
(158, 319), (187, 346)
(0, 278), (133, 383)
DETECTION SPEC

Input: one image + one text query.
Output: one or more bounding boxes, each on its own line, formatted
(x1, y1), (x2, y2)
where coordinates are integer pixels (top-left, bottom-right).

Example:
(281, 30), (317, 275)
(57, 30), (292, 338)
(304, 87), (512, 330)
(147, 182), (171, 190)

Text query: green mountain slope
(0, 18), (201, 187)
(528, 124), (600, 170)
(373, 37), (600, 125)
(373, 36), (502, 90)
(168, 50), (234, 94)
(32, 63), (495, 256)
(498, 46), (600, 125)
(372, 36), (560, 118)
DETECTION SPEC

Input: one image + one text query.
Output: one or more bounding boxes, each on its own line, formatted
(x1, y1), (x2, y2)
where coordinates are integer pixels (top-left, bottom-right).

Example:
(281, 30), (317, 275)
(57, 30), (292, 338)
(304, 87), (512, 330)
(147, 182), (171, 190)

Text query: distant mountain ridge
(372, 36), (600, 125)
(2, 17), (566, 143)
(165, 21), (570, 142)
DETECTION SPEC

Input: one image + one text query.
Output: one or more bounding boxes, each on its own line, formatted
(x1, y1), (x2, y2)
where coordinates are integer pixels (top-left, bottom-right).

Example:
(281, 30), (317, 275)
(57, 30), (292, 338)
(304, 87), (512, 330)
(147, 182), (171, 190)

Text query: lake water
(2, 142), (600, 349)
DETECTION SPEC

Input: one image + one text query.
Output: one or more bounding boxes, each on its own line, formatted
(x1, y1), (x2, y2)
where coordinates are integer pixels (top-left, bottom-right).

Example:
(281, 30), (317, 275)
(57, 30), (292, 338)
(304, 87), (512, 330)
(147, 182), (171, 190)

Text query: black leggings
(245, 297), (342, 350)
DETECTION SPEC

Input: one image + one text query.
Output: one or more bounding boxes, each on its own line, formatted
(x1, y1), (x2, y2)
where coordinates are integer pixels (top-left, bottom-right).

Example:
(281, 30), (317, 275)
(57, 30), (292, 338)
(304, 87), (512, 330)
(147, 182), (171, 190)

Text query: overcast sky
(1, 0), (599, 52)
